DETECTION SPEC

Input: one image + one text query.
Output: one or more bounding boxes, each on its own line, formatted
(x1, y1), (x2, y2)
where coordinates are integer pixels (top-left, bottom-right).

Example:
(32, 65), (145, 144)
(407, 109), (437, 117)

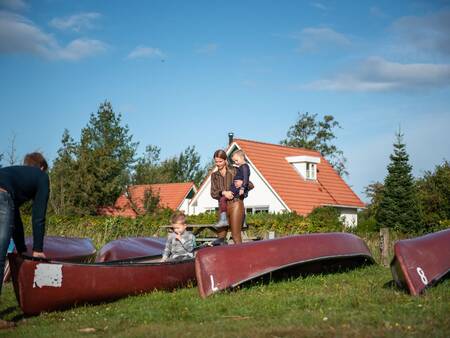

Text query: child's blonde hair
(171, 211), (186, 224)
(232, 149), (246, 160)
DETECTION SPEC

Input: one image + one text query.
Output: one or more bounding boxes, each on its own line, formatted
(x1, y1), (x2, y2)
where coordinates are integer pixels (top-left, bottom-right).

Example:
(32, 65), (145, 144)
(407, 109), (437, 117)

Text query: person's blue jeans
(0, 191), (14, 294)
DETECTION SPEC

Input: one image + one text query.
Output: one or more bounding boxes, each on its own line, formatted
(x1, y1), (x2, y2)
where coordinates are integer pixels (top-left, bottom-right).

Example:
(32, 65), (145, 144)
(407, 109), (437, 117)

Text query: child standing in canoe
(162, 211), (196, 261)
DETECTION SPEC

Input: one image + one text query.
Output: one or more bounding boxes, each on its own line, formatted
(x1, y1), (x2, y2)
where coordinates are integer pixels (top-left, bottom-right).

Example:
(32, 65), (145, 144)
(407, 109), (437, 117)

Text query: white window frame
(246, 206), (270, 214)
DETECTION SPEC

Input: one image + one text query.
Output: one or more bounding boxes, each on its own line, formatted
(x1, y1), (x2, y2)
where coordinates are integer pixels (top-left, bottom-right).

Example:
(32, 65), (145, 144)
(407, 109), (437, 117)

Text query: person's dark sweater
(0, 166), (50, 252)
(230, 163), (250, 197)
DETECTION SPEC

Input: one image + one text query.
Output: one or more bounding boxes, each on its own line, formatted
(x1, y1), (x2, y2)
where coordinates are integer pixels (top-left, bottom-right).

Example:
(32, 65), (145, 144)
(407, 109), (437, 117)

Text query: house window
(205, 207), (219, 214)
(306, 162), (317, 180)
(246, 206), (269, 214)
(285, 155), (320, 181)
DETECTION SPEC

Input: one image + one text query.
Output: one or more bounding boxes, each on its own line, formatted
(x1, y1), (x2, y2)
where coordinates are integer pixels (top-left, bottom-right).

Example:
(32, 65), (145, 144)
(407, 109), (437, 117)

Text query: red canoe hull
(95, 237), (166, 262)
(195, 233), (374, 298)
(390, 228), (450, 295)
(9, 255), (195, 315)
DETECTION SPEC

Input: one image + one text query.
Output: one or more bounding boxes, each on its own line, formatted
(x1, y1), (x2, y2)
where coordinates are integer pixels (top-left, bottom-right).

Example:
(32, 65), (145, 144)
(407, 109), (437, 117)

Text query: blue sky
(1, 0), (449, 201)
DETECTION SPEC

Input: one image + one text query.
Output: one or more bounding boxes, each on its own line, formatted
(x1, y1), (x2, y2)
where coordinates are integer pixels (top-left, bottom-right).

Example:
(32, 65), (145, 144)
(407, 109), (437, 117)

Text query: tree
(362, 181), (384, 219)
(50, 101), (138, 215)
(49, 129), (78, 215)
(416, 160), (450, 227)
(133, 145), (207, 186)
(281, 112), (348, 176)
(133, 145), (167, 184)
(6, 132), (18, 165)
(375, 131), (420, 232)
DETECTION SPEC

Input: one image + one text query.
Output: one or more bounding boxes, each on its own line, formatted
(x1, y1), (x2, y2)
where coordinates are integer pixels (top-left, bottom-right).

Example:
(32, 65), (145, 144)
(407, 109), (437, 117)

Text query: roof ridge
(234, 138), (321, 154)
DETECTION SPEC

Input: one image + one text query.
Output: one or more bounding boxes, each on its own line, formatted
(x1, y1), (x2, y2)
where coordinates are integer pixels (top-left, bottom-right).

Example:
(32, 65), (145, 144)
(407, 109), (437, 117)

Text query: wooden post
(380, 227), (390, 267)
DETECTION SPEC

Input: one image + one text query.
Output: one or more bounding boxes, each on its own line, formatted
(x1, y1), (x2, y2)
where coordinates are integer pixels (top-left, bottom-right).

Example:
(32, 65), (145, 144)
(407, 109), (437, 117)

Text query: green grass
(1, 265), (449, 337)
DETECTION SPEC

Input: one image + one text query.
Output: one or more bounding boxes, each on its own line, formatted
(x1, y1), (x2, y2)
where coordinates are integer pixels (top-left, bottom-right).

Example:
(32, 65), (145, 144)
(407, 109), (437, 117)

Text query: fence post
(380, 227), (390, 267)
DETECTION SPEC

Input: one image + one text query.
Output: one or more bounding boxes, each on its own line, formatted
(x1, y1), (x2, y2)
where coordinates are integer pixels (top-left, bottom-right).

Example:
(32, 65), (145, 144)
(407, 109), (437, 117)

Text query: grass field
(0, 264), (448, 338)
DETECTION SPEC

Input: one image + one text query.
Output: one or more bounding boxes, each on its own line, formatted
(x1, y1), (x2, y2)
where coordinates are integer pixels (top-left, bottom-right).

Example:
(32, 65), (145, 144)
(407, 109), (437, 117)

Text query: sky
(1, 0), (449, 202)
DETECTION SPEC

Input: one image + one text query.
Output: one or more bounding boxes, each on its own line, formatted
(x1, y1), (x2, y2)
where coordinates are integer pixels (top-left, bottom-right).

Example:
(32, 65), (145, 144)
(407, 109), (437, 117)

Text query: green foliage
(281, 112), (348, 176)
(49, 102), (138, 215)
(133, 145), (207, 186)
(375, 131), (421, 232)
(142, 186), (161, 215)
(21, 210), (173, 248)
(355, 215), (378, 233)
(416, 160), (450, 229)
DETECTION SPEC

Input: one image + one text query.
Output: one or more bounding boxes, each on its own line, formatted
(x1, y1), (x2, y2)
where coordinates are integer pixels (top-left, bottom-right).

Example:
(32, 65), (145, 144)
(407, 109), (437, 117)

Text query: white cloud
(56, 38), (107, 60)
(310, 2), (328, 11)
(0, 0), (28, 11)
(49, 12), (101, 32)
(127, 46), (164, 59)
(0, 11), (107, 60)
(196, 43), (218, 55)
(302, 57), (450, 92)
(391, 10), (450, 57)
(295, 27), (351, 53)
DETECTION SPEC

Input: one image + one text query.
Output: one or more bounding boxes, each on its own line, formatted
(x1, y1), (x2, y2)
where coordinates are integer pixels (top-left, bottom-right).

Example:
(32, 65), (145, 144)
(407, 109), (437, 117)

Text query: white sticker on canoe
(33, 263), (63, 288)
(210, 275), (219, 292)
(416, 267), (428, 285)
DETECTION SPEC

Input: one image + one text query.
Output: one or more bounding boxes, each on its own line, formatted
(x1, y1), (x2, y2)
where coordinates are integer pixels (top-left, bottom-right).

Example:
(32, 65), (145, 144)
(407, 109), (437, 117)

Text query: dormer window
(286, 155), (320, 181)
(305, 162), (317, 180)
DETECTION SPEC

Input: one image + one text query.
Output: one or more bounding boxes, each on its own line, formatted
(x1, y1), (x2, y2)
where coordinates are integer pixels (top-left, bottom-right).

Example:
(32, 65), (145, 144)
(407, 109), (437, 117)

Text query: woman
(210, 149), (246, 244)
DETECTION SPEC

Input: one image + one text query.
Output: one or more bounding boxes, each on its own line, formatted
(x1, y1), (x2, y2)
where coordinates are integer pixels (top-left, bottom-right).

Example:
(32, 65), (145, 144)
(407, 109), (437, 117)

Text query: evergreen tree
(49, 129), (78, 214)
(375, 131), (420, 232)
(51, 101), (138, 215)
(281, 112), (348, 176)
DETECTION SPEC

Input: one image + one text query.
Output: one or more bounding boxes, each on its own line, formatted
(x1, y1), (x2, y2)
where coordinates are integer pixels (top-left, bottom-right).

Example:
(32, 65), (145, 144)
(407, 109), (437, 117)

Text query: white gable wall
(178, 198), (191, 214)
(188, 165), (287, 215)
(338, 207), (358, 228)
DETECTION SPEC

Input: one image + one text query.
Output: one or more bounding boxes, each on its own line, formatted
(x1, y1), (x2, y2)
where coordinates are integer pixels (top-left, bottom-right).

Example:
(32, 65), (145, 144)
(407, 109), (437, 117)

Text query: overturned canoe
(9, 254), (195, 315)
(195, 232), (374, 298)
(23, 236), (96, 261)
(390, 228), (450, 295)
(96, 237), (166, 262)
(3, 236), (96, 283)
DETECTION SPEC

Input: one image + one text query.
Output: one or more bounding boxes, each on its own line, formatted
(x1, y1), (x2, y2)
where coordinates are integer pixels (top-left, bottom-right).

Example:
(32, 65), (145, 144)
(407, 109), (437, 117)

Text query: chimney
(228, 132), (234, 145)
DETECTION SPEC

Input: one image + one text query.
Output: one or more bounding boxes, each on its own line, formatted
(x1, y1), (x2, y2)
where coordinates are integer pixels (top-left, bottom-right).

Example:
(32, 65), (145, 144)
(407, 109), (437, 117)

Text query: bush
(20, 206), (346, 249)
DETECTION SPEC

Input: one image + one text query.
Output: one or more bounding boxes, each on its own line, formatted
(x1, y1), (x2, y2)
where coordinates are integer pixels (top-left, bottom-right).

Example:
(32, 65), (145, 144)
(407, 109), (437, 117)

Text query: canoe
(195, 232), (374, 298)
(24, 236), (96, 261)
(390, 228), (450, 295)
(3, 236), (96, 283)
(95, 237), (166, 262)
(8, 254), (195, 315)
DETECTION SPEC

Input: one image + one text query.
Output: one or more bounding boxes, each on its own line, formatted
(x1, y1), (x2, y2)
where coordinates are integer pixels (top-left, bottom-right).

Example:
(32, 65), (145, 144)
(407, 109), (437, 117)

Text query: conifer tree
(50, 101), (137, 215)
(375, 131), (420, 232)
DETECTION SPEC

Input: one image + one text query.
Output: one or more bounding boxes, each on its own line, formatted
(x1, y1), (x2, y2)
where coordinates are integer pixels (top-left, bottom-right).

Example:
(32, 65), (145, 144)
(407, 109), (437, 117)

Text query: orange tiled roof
(99, 182), (196, 218)
(232, 139), (365, 215)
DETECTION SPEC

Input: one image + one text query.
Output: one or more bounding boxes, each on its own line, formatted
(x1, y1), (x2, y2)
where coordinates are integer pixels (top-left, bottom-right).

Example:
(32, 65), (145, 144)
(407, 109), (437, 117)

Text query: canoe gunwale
(19, 254), (194, 267)
(229, 253), (375, 289)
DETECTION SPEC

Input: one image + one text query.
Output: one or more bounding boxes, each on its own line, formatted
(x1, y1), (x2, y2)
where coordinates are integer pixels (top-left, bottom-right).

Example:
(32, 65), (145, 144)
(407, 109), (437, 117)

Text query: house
(188, 138), (365, 227)
(99, 182), (197, 218)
